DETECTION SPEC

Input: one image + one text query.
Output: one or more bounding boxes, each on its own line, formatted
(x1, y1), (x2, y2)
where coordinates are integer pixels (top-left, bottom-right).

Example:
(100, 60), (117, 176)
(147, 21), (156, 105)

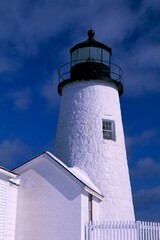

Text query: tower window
(102, 120), (115, 141)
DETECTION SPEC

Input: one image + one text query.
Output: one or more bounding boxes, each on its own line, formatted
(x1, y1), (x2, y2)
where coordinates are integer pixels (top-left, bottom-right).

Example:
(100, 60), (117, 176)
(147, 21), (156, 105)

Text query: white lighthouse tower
(54, 30), (135, 221)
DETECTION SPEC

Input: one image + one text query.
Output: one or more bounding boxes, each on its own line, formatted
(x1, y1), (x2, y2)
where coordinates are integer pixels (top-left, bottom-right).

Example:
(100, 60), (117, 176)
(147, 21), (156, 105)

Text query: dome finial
(87, 29), (95, 40)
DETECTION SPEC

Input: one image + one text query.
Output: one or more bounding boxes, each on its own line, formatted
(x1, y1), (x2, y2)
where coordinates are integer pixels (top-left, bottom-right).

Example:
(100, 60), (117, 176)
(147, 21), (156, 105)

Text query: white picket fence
(86, 221), (160, 240)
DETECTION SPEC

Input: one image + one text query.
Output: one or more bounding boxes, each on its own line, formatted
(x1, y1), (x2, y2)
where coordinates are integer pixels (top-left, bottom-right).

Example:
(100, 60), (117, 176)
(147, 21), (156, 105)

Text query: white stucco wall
(54, 80), (135, 221)
(0, 174), (18, 240)
(15, 155), (90, 240)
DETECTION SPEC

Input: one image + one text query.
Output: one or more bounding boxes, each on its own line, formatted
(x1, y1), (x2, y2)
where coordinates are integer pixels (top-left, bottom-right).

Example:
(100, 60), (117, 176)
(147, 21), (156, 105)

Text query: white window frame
(102, 119), (116, 141)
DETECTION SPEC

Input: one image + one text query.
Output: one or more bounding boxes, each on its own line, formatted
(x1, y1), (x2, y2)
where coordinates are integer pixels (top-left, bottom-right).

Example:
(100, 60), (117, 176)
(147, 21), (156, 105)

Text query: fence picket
(85, 221), (160, 240)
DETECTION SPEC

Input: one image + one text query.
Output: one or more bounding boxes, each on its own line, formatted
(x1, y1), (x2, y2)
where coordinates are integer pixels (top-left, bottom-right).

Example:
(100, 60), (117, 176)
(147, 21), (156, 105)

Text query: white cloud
(92, 2), (138, 44)
(134, 187), (160, 209)
(144, 0), (160, 10)
(0, 0), (159, 97)
(120, 40), (160, 96)
(126, 129), (157, 150)
(8, 88), (32, 110)
(39, 73), (60, 109)
(0, 0), (89, 56)
(134, 44), (160, 68)
(130, 158), (160, 181)
(133, 186), (160, 221)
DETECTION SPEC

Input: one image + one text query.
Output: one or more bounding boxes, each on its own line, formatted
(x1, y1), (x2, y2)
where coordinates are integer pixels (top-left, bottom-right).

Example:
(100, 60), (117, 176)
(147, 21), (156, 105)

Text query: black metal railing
(58, 59), (123, 84)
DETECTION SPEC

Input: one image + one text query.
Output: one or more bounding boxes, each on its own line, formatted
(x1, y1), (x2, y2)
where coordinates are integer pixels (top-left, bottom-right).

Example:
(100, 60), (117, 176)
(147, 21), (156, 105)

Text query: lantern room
(58, 30), (123, 96)
(71, 30), (111, 66)
(70, 29), (112, 79)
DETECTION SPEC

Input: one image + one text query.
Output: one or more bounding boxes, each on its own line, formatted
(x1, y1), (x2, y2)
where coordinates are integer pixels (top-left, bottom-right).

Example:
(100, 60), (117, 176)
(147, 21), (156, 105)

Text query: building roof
(70, 29), (112, 54)
(13, 151), (103, 200)
(0, 166), (20, 186)
(0, 166), (19, 178)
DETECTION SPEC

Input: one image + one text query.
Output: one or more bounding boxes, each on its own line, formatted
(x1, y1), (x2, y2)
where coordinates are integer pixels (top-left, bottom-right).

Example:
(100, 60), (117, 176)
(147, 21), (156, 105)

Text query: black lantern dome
(58, 30), (123, 95)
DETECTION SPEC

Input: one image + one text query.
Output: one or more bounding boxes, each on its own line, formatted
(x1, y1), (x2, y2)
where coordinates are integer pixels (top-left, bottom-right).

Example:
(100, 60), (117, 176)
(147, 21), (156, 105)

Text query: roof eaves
(45, 151), (103, 200)
(11, 150), (103, 200)
(0, 166), (19, 178)
(12, 151), (46, 171)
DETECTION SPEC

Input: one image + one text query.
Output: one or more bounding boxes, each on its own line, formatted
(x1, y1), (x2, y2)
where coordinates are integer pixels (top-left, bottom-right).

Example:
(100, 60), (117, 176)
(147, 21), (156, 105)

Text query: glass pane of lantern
(90, 47), (101, 62)
(78, 47), (89, 63)
(102, 50), (110, 66)
(71, 50), (78, 67)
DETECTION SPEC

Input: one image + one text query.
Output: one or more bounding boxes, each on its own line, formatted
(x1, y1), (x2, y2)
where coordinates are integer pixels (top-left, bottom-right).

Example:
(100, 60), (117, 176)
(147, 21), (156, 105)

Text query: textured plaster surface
(54, 80), (135, 221)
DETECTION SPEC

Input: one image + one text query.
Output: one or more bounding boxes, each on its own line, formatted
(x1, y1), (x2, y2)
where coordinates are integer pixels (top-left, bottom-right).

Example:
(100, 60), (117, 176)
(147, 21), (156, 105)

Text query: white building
(14, 152), (102, 240)
(0, 167), (19, 240)
(0, 30), (159, 240)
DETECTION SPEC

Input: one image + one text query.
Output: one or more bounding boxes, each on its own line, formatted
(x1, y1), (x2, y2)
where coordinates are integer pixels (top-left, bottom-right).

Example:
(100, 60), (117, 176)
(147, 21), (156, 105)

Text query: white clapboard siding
(5, 183), (18, 240)
(86, 221), (160, 240)
(0, 177), (8, 240)
(0, 175), (18, 240)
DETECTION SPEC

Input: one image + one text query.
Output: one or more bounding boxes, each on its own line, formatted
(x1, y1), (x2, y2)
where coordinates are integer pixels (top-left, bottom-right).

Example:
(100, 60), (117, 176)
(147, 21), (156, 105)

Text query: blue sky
(0, 0), (160, 221)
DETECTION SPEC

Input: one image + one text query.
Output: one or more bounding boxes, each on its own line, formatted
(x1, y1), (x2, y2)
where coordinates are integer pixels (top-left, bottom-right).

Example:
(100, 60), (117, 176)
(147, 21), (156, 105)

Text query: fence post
(136, 221), (141, 240)
(85, 221), (160, 240)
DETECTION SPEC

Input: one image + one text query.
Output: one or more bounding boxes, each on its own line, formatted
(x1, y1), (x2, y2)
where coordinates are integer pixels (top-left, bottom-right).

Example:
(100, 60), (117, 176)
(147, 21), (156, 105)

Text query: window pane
(103, 121), (111, 130)
(90, 47), (101, 62)
(78, 47), (89, 63)
(102, 119), (115, 141)
(103, 131), (112, 140)
(71, 50), (78, 66)
(102, 50), (110, 65)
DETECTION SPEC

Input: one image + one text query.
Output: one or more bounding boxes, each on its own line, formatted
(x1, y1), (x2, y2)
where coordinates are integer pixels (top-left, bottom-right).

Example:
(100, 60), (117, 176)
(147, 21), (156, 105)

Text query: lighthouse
(54, 30), (135, 221)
